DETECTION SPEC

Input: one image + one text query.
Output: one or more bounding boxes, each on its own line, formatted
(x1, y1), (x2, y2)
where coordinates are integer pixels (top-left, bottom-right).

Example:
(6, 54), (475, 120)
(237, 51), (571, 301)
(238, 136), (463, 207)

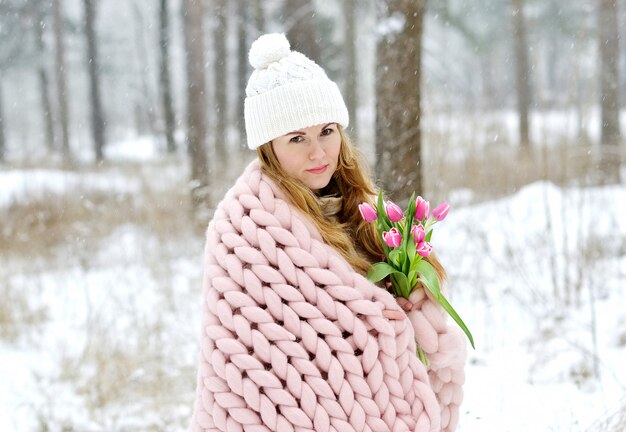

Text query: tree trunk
(84, 0), (106, 162)
(511, 0), (531, 149)
(343, 0), (358, 135)
(598, 0), (621, 181)
(375, 0), (426, 201)
(545, 0), (560, 107)
(254, 0), (265, 34)
(182, 0), (210, 217)
(237, 0), (249, 148)
(31, 0), (55, 153)
(284, 0), (320, 63)
(52, 0), (71, 165)
(235, 0), (250, 151)
(159, 0), (176, 153)
(132, 1), (156, 136)
(0, 78), (5, 162)
(214, 0), (229, 166)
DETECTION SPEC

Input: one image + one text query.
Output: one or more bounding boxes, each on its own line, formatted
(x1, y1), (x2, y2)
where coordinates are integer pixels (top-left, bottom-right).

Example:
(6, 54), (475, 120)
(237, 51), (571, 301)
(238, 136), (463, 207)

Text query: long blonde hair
(256, 126), (446, 282)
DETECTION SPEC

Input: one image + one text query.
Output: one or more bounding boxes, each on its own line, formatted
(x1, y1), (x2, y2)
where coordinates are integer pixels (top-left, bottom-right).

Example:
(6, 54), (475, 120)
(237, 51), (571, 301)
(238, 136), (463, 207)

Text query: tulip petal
(432, 202), (450, 221)
(358, 203), (378, 222)
(385, 201), (404, 223)
(411, 224), (425, 244)
(415, 196), (430, 221)
(416, 241), (432, 257)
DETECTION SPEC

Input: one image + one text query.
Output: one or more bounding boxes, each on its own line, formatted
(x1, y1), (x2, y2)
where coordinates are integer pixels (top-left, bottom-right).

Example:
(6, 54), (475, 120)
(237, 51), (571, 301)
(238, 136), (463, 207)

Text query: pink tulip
(415, 196), (430, 221)
(385, 201), (404, 222)
(432, 202), (450, 221)
(358, 203), (378, 222)
(411, 224), (425, 244)
(416, 241), (433, 257)
(382, 227), (402, 248)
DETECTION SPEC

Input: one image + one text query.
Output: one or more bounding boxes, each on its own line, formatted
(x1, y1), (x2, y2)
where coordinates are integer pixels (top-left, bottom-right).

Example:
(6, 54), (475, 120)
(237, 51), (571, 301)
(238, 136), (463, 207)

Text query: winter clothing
(190, 160), (466, 431)
(244, 33), (349, 150)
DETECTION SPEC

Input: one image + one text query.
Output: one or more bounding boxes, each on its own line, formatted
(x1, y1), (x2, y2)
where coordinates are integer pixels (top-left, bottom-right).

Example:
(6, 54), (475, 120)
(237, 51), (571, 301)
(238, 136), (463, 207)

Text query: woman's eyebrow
(284, 123), (336, 136)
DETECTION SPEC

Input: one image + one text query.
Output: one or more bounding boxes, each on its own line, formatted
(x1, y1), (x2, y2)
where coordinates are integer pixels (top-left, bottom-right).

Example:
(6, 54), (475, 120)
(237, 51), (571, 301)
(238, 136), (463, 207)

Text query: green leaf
(368, 263), (414, 298)
(414, 260), (476, 349)
(366, 262), (397, 282)
(402, 252), (410, 274)
(425, 229), (433, 243)
(416, 343), (430, 366)
(407, 240), (417, 262)
(390, 272), (411, 298)
(409, 254), (421, 273)
(388, 249), (400, 262)
(376, 191), (391, 229)
(406, 192), (416, 228)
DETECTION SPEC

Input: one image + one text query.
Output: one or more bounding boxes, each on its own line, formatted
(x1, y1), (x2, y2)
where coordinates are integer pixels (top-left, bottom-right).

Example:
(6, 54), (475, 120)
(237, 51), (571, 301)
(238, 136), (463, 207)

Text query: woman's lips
(306, 165), (328, 174)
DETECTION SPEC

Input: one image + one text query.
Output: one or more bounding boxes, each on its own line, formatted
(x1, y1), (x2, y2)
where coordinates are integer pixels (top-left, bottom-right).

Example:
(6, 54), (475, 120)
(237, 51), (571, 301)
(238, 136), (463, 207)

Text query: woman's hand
(391, 288), (429, 316)
(383, 294), (425, 319)
(382, 309), (405, 320)
(382, 281), (429, 319)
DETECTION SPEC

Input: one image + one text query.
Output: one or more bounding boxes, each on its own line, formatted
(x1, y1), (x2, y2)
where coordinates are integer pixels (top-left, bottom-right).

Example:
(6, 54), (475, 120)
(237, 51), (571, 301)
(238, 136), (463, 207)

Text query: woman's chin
(303, 175), (332, 191)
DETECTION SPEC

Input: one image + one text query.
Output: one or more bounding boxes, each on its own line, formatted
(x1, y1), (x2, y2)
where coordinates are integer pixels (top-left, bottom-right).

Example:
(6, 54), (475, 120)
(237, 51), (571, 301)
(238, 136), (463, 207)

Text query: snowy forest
(1, 0), (625, 430)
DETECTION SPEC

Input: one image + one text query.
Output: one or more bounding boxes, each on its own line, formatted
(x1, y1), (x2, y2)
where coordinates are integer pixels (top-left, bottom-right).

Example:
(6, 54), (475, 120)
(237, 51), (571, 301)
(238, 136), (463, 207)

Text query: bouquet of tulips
(359, 192), (475, 360)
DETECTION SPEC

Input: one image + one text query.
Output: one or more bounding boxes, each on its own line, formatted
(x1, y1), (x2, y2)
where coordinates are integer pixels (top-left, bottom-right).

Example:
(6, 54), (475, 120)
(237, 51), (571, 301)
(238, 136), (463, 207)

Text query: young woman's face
(271, 123), (341, 191)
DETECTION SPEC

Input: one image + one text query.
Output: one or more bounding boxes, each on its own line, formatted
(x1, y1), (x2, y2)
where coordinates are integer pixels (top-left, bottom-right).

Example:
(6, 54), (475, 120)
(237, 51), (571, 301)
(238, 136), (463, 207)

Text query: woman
(191, 33), (466, 432)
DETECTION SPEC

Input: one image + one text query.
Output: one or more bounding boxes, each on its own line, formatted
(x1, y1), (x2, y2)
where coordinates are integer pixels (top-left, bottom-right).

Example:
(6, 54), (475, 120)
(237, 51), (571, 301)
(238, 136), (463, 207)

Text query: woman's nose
(309, 139), (326, 160)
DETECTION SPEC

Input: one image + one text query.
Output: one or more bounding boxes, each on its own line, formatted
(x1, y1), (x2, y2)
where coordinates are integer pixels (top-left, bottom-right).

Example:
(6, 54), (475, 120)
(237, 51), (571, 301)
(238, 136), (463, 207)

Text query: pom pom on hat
(248, 33), (291, 69)
(244, 33), (349, 150)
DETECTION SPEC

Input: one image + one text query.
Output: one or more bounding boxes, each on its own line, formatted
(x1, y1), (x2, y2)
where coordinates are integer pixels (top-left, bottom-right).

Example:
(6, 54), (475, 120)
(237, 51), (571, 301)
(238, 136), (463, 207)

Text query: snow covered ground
(440, 182), (626, 431)
(1, 142), (624, 431)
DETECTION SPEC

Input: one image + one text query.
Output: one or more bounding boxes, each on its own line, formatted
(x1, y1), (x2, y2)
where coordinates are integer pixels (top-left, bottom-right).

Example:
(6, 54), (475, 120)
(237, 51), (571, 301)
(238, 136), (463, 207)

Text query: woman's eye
(290, 136), (304, 143)
(321, 128), (334, 136)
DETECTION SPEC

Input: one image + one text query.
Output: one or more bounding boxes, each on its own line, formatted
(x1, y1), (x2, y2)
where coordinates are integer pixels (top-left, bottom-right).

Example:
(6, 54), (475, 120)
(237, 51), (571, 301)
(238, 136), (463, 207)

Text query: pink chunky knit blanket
(191, 160), (466, 432)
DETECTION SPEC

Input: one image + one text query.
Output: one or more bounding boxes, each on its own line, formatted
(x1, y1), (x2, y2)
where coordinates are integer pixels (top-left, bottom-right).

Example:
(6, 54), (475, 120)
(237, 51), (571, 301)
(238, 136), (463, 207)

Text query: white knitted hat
(244, 33), (349, 150)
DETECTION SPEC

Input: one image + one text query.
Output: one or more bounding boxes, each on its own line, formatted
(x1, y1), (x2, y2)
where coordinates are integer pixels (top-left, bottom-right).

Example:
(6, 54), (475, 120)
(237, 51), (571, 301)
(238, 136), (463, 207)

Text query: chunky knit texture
(191, 160), (466, 432)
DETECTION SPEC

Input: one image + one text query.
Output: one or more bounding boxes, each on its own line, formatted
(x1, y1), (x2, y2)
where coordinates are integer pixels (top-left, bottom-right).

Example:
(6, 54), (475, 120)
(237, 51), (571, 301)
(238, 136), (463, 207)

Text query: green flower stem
(415, 260), (475, 349)
(416, 343), (430, 367)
